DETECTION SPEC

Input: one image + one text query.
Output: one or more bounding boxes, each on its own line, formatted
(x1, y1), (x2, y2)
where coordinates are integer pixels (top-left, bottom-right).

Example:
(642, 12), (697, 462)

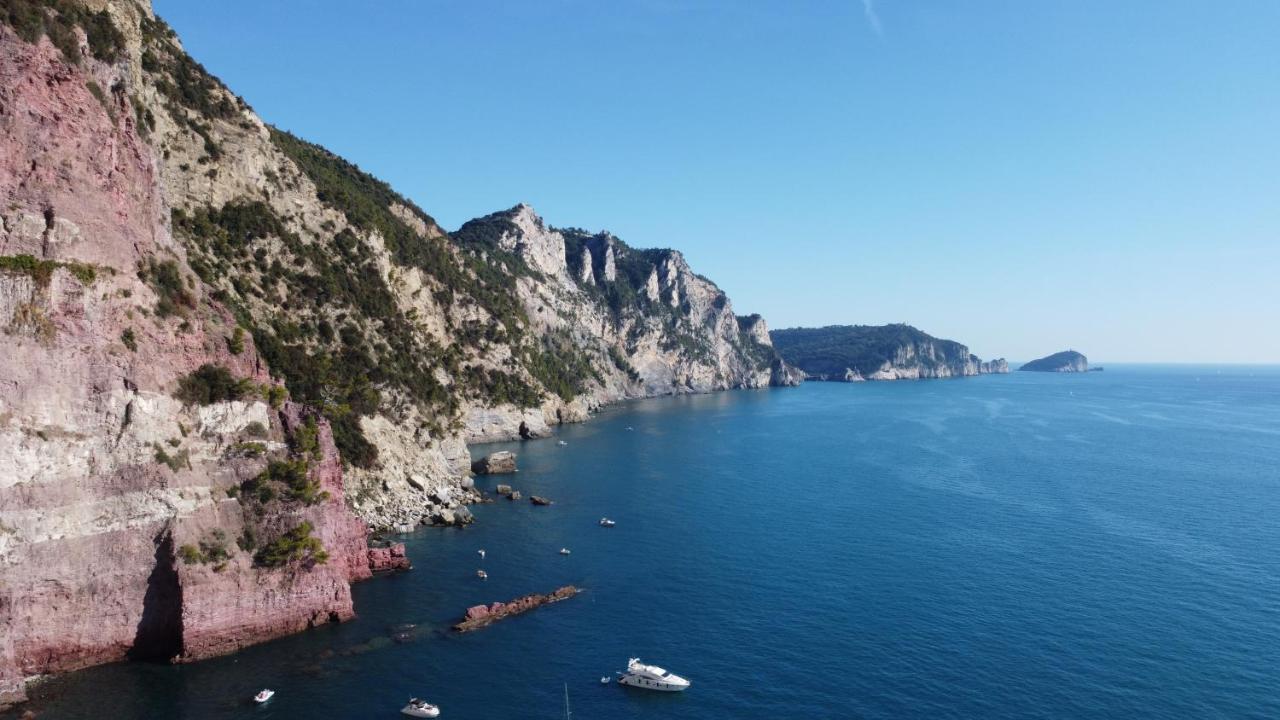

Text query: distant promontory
(1019, 350), (1088, 373)
(771, 324), (1008, 381)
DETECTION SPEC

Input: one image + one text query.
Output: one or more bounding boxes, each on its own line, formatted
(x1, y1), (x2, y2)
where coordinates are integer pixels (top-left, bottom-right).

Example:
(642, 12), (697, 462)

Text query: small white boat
(599, 676), (610, 684)
(559, 548), (571, 555)
(401, 697), (440, 718)
(253, 689), (275, 704)
(478, 549), (485, 559)
(616, 658), (690, 692)
(476, 569), (487, 579)
(598, 518), (615, 527)
(558, 440), (568, 446)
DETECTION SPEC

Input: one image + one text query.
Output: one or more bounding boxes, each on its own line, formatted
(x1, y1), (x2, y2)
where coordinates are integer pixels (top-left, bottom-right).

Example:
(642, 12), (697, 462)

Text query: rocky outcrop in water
(367, 543), (411, 573)
(1019, 351), (1088, 373)
(471, 451), (517, 475)
(772, 324), (1008, 382)
(453, 586), (580, 633)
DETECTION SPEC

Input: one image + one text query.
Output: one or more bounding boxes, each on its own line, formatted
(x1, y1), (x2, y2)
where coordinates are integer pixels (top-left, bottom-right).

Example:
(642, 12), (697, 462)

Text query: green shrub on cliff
(254, 522), (328, 568)
(177, 530), (233, 566)
(175, 364), (253, 405)
(177, 544), (202, 565)
(0, 254), (98, 287)
(137, 257), (194, 318)
(226, 326), (246, 355)
(239, 459), (328, 506)
(1, 0), (125, 65)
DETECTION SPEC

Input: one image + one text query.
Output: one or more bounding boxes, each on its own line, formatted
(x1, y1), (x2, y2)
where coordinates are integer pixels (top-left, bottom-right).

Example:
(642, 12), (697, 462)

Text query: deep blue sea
(11, 366), (1280, 719)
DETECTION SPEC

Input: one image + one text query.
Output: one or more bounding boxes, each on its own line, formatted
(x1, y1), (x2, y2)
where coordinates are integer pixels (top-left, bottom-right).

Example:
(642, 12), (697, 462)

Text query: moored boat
(616, 657), (690, 692)
(253, 689), (275, 703)
(401, 697), (440, 717)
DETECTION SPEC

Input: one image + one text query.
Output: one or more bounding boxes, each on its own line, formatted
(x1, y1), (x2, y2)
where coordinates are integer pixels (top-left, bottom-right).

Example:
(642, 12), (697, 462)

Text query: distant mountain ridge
(772, 324), (1008, 381)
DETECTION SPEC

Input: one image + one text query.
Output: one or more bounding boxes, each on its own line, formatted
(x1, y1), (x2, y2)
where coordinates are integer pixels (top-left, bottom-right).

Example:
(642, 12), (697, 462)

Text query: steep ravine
(0, 0), (797, 706)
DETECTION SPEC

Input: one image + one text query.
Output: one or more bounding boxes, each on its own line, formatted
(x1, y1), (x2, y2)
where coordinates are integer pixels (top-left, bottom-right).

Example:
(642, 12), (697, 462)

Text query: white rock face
(498, 203), (569, 277)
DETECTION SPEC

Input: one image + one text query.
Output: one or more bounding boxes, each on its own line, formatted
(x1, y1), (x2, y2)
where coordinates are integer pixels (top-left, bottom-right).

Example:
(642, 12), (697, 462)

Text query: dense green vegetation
(2, 0), (125, 66)
(270, 129), (528, 336)
(136, 256), (194, 317)
(174, 364), (253, 405)
(239, 459), (328, 506)
(254, 521), (328, 568)
(771, 324), (972, 377)
(0, 254), (98, 287)
(523, 331), (600, 402)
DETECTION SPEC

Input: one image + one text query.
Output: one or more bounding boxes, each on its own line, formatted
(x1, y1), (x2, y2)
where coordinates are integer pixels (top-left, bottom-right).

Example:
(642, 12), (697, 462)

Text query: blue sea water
(10, 365), (1280, 719)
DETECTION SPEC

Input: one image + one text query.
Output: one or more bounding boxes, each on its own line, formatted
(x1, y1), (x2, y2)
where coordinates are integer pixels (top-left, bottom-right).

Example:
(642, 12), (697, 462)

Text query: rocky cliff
(0, 0), (796, 704)
(771, 324), (1008, 381)
(1019, 350), (1088, 372)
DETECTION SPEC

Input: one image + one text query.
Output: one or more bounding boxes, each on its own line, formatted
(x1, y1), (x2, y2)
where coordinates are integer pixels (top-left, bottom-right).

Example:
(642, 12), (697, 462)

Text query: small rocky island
(453, 586), (580, 633)
(1019, 350), (1089, 372)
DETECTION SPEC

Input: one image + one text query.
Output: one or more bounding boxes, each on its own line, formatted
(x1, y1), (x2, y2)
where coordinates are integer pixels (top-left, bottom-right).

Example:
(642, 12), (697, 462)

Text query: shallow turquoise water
(11, 366), (1280, 719)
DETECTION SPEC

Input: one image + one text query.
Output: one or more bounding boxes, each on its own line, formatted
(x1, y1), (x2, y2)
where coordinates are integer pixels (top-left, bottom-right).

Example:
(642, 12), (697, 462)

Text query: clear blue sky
(154, 0), (1280, 363)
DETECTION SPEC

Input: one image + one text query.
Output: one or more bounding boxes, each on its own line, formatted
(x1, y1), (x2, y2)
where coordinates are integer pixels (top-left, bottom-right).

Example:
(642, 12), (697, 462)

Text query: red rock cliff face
(0, 9), (370, 707)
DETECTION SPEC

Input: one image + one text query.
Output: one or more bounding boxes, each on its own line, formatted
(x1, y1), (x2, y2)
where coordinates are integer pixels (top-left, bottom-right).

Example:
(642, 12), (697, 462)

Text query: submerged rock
(530, 496), (552, 506)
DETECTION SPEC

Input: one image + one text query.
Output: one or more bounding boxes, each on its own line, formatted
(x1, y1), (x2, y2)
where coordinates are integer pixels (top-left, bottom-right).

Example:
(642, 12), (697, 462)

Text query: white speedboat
(616, 658), (690, 692)
(477, 549), (485, 559)
(401, 697), (440, 718)
(558, 440), (568, 446)
(253, 689), (275, 703)
(559, 548), (571, 555)
(598, 518), (615, 527)
(476, 569), (487, 579)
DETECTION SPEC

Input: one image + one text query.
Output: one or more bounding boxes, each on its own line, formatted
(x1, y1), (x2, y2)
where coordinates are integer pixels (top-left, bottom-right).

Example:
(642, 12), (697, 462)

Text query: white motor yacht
(598, 518), (615, 527)
(401, 697), (440, 718)
(475, 569), (487, 579)
(559, 548), (571, 555)
(616, 658), (690, 692)
(253, 689), (275, 703)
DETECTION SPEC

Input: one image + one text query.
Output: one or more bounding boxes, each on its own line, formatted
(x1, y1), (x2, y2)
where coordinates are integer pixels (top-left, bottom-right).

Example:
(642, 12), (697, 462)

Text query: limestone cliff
(0, 2), (372, 705)
(772, 324), (1008, 381)
(0, 0), (796, 703)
